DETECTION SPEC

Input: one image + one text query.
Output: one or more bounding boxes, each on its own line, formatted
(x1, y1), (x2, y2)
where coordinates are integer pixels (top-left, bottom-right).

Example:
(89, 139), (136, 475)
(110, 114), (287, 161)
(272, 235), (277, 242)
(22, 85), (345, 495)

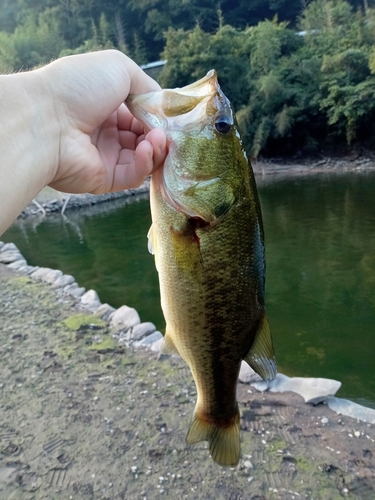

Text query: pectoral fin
(147, 224), (156, 255)
(244, 312), (277, 381)
(147, 224), (160, 271)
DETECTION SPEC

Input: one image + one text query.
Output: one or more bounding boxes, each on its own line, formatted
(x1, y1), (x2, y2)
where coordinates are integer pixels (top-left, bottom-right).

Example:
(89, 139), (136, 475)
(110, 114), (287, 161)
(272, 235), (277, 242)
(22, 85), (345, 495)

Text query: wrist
(0, 70), (60, 234)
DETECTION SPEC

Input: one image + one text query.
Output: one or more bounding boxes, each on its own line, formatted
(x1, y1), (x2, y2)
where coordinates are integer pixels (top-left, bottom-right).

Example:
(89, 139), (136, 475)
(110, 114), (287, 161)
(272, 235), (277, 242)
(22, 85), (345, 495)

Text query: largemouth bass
(126, 70), (276, 467)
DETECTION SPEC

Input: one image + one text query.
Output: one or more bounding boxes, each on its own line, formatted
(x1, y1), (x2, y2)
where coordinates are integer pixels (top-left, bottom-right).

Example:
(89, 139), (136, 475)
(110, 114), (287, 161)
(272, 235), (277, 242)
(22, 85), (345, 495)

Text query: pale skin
(0, 50), (167, 236)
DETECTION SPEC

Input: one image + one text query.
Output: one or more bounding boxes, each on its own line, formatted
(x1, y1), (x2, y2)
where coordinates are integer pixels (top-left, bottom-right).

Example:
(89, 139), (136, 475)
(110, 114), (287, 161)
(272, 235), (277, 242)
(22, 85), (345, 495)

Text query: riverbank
(19, 155), (375, 218)
(1, 242), (375, 499)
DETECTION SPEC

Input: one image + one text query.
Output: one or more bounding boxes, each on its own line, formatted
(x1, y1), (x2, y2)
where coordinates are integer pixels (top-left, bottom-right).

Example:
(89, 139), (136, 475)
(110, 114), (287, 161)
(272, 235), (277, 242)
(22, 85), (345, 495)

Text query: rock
(326, 397), (375, 424)
(131, 322), (156, 341)
(68, 286), (86, 298)
(43, 269), (63, 284)
(81, 289), (101, 311)
(7, 259), (27, 270)
(1, 243), (19, 253)
(52, 274), (75, 288)
(0, 241), (4, 250)
(95, 303), (116, 321)
(251, 380), (270, 392)
(239, 361), (262, 384)
(30, 267), (54, 280)
(150, 337), (164, 353)
(64, 283), (78, 292)
(16, 265), (30, 273)
(110, 305), (141, 329)
(268, 373), (341, 404)
(25, 266), (38, 275)
(0, 251), (24, 264)
(134, 331), (163, 348)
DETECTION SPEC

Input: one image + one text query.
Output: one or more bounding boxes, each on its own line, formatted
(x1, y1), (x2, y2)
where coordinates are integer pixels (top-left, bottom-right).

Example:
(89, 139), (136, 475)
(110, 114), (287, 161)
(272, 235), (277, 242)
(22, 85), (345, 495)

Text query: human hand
(38, 50), (167, 194)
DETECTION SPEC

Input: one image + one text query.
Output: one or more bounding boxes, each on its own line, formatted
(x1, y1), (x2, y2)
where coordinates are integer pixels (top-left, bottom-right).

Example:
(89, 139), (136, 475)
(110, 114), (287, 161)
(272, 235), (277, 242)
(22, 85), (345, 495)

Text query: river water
(3, 171), (375, 408)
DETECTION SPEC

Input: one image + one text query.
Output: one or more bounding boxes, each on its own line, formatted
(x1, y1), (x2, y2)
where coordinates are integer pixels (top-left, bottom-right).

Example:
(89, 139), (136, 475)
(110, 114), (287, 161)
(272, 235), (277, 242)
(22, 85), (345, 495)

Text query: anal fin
(244, 312), (277, 381)
(159, 330), (180, 357)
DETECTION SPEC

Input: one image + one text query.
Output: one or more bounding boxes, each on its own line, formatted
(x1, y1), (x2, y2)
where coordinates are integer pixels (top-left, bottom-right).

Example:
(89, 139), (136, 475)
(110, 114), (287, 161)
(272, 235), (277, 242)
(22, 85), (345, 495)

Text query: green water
(3, 173), (375, 408)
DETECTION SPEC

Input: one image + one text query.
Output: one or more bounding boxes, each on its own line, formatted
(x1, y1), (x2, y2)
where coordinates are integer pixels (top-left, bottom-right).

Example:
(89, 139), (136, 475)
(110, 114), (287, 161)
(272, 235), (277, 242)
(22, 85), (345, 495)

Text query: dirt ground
(0, 263), (375, 500)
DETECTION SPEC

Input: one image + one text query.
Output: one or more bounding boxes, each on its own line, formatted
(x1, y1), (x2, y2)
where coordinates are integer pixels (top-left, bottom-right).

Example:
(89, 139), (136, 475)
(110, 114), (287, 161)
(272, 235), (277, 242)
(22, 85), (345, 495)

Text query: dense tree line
(0, 0), (374, 155)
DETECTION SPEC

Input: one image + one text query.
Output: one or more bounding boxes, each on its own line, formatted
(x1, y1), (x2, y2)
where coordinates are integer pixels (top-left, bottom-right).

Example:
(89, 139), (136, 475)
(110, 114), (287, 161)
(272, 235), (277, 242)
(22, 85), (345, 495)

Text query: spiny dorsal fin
(159, 331), (180, 357)
(244, 312), (277, 381)
(186, 408), (240, 467)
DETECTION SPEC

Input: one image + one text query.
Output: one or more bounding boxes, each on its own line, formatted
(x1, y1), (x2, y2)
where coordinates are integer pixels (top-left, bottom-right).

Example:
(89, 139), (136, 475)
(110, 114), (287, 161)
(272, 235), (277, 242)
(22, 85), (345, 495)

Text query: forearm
(0, 71), (58, 235)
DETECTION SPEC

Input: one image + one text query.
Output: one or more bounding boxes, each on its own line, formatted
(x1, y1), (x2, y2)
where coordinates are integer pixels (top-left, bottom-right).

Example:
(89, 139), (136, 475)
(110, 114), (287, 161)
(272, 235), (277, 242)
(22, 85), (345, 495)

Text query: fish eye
(214, 115), (232, 135)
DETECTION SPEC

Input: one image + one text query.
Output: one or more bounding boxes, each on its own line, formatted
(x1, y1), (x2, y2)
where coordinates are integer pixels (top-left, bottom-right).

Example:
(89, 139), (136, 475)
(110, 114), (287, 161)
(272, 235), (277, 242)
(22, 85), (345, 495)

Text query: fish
(126, 70), (277, 467)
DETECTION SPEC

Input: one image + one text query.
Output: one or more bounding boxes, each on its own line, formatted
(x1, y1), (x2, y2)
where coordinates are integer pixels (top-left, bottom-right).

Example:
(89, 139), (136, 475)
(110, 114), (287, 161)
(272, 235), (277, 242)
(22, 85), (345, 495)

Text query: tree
(0, 9), (66, 71)
(160, 23), (250, 110)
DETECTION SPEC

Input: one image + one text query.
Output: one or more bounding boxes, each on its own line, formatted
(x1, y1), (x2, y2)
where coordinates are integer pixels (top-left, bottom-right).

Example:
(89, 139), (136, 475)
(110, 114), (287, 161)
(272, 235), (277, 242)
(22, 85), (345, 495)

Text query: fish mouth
(125, 70), (220, 132)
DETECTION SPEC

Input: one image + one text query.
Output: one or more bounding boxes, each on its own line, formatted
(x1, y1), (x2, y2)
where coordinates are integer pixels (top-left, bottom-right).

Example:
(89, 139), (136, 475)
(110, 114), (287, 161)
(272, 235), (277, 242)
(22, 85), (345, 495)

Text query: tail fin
(185, 408), (240, 467)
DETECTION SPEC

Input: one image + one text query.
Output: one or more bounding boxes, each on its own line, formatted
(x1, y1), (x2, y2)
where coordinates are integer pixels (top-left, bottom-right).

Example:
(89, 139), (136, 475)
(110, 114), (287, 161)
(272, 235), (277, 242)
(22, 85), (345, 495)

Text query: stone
(110, 305), (141, 329)
(81, 289), (101, 311)
(68, 287), (86, 298)
(0, 251), (24, 264)
(25, 266), (38, 275)
(268, 373), (341, 404)
(251, 380), (270, 392)
(16, 265), (30, 273)
(52, 274), (75, 288)
(150, 337), (164, 353)
(7, 259), (27, 270)
(239, 361), (262, 384)
(131, 322), (156, 341)
(30, 267), (54, 280)
(134, 331), (163, 348)
(326, 397), (375, 424)
(95, 303), (116, 321)
(0, 241), (4, 250)
(1, 243), (19, 253)
(43, 269), (63, 284)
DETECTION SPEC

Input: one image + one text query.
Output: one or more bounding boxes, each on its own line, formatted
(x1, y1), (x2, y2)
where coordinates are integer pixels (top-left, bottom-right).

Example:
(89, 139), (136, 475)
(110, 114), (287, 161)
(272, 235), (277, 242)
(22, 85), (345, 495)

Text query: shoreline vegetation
(19, 154), (375, 218)
(2, 1), (375, 158)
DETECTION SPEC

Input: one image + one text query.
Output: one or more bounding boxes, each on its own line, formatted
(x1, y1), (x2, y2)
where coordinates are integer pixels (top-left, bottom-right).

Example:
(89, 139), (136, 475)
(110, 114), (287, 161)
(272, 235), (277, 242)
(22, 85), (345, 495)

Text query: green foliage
(0, 9), (66, 71)
(1, 0), (375, 155)
(160, 24), (250, 109)
(59, 13), (115, 57)
(160, 2), (375, 156)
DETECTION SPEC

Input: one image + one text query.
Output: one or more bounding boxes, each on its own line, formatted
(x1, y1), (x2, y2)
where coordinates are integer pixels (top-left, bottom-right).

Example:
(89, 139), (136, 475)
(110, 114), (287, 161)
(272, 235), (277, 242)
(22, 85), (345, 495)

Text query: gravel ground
(0, 263), (375, 500)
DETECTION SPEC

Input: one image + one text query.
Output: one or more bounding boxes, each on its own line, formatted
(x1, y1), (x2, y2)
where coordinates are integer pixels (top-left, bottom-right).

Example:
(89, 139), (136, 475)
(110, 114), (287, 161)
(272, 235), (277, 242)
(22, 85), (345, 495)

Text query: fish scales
(126, 70), (276, 466)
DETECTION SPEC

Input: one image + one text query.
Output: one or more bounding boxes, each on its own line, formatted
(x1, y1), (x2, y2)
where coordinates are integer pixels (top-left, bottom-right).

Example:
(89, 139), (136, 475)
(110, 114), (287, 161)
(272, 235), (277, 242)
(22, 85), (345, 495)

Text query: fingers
(145, 128), (167, 173)
(110, 128), (167, 192)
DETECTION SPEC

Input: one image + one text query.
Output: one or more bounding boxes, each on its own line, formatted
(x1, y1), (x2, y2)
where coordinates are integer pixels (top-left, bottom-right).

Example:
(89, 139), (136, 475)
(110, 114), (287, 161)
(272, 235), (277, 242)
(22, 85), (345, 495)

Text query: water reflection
(3, 173), (375, 408)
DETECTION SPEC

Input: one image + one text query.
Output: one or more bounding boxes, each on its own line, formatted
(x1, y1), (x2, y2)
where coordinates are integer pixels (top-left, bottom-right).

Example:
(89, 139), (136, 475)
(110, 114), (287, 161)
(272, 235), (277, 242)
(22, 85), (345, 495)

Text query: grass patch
(63, 313), (106, 331)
